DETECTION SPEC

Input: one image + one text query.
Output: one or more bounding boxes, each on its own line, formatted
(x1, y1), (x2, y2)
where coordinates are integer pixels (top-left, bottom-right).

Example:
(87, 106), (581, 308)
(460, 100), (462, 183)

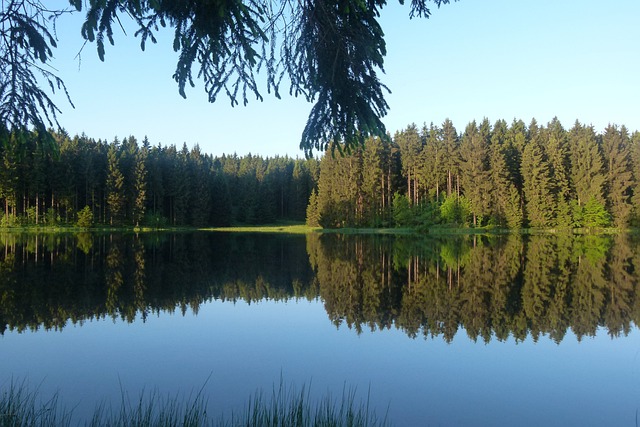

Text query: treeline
(0, 129), (319, 227)
(307, 118), (640, 229)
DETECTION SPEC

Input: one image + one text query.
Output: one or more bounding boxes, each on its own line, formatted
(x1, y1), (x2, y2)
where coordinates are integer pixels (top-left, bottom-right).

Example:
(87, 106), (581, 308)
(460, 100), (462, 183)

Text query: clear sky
(48, 0), (640, 158)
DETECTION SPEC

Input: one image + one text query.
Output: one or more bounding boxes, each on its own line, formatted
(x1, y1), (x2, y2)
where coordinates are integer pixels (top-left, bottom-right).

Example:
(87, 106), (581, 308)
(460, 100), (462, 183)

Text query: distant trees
(3, 117), (640, 230)
(0, 129), (318, 227)
(310, 117), (640, 229)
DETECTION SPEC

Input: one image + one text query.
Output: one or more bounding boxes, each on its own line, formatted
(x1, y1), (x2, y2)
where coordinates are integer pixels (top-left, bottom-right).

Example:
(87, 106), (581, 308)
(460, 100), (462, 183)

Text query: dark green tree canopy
(0, 0), (453, 155)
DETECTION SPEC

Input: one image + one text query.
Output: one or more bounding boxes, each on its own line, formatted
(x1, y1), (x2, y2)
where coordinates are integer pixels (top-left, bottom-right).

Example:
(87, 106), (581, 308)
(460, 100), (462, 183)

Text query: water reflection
(0, 232), (638, 342)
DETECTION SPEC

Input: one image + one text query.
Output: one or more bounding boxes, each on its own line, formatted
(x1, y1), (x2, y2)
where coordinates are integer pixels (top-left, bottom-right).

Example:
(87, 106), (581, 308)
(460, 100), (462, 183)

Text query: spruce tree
(568, 121), (607, 226)
(441, 119), (460, 197)
(488, 119), (522, 227)
(521, 129), (554, 228)
(133, 138), (148, 226)
(459, 120), (491, 226)
(106, 143), (125, 226)
(545, 117), (572, 227)
(306, 189), (321, 227)
(631, 131), (640, 224)
(602, 124), (632, 227)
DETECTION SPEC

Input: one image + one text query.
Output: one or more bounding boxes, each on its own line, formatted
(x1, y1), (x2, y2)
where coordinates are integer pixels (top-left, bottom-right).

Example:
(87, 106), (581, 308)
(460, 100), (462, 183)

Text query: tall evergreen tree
(568, 121), (606, 207)
(567, 121), (608, 227)
(396, 124), (422, 205)
(419, 122), (445, 201)
(631, 131), (640, 224)
(106, 142), (125, 226)
(545, 117), (572, 227)
(441, 119), (460, 197)
(602, 124), (632, 227)
(521, 124), (554, 228)
(488, 119), (522, 227)
(133, 137), (148, 226)
(459, 120), (491, 226)
(361, 137), (386, 225)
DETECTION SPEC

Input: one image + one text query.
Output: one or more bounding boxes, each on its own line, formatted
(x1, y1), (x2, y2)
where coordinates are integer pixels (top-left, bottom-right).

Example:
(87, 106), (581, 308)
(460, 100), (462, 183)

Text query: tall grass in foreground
(0, 380), (73, 426)
(1, 381), (391, 427)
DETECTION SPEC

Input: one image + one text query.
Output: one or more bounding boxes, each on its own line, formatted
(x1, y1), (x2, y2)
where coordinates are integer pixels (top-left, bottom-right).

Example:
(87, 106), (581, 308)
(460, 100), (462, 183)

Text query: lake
(1, 232), (639, 426)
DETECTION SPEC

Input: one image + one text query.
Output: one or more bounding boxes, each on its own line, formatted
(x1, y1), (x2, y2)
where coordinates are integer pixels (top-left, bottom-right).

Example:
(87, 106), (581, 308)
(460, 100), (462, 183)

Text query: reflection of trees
(311, 233), (639, 343)
(569, 236), (609, 338)
(604, 234), (635, 337)
(1, 232), (640, 343)
(0, 233), (316, 334)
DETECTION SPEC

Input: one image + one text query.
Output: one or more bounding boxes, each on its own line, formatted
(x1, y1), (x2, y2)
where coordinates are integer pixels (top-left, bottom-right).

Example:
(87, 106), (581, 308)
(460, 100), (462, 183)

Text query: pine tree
(106, 143), (125, 225)
(306, 188), (320, 227)
(602, 124), (632, 227)
(395, 124), (422, 205)
(361, 136), (385, 226)
(133, 137), (148, 226)
(459, 120), (491, 226)
(441, 119), (460, 197)
(0, 130), (19, 224)
(631, 131), (640, 224)
(488, 119), (522, 227)
(521, 129), (554, 228)
(419, 122), (445, 201)
(545, 117), (572, 227)
(189, 145), (212, 226)
(505, 119), (527, 190)
(568, 121), (606, 207)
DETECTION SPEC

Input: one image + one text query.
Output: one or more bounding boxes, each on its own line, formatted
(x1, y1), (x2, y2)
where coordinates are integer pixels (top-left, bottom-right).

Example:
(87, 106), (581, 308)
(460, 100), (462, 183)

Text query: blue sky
(49, 0), (640, 158)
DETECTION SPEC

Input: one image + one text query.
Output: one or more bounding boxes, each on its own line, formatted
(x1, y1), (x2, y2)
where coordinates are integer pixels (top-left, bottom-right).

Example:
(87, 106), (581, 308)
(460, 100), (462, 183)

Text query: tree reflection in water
(0, 232), (638, 342)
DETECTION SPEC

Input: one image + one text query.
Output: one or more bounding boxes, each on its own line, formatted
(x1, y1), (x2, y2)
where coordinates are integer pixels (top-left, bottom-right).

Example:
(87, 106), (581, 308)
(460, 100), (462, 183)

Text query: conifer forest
(308, 118), (640, 230)
(1, 117), (639, 230)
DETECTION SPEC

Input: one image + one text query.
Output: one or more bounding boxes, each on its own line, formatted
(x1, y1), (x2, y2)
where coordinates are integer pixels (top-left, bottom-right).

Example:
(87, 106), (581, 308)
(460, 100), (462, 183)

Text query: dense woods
(2, 117), (640, 230)
(0, 129), (319, 227)
(308, 118), (640, 229)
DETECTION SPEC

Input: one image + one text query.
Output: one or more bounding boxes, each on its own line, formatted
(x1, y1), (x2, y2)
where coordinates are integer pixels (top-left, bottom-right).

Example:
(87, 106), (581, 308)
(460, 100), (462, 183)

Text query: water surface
(1, 232), (639, 426)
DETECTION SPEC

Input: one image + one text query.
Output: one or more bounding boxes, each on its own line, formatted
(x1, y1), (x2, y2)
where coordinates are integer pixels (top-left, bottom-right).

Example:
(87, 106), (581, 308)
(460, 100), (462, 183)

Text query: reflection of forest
(1, 232), (638, 342)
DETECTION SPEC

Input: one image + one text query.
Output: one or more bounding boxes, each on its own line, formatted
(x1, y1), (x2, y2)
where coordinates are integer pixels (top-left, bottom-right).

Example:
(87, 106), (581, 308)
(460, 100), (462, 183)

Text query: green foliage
(392, 193), (413, 227)
(76, 205), (94, 228)
(45, 208), (60, 226)
(572, 197), (611, 228)
(0, 2), (74, 134)
(2, 117), (640, 231)
(439, 195), (471, 225)
(305, 189), (321, 227)
(143, 211), (169, 229)
(1, 0), (454, 155)
(582, 197), (611, 228)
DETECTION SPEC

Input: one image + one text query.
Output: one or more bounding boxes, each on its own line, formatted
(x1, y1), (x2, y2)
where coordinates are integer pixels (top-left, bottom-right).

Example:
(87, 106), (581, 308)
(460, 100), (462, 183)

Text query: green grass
(203, 224), (319, 234)
(0, 380), (390, 427)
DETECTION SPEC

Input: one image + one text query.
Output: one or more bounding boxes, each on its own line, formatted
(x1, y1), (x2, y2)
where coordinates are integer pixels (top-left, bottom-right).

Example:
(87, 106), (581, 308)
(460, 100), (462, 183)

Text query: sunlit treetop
(0, 0), (454, 156)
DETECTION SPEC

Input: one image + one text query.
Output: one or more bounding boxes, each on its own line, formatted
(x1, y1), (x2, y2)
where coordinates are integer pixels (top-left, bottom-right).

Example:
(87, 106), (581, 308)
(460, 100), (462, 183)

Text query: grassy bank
(0, 223), (628, 235)
(204, 224), (318, 234)
(0, 381), (390, 427)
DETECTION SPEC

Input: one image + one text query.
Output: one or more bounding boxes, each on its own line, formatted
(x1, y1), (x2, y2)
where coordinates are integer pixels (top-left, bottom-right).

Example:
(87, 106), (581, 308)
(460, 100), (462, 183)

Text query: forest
(307, 118), (640, 229)
(2, 117), (640, 230)
(0, 129), (319, 227)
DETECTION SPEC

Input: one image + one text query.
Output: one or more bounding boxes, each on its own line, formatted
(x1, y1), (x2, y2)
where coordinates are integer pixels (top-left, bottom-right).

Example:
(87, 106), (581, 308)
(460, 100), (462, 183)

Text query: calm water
(1, 232), (639, 426)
